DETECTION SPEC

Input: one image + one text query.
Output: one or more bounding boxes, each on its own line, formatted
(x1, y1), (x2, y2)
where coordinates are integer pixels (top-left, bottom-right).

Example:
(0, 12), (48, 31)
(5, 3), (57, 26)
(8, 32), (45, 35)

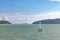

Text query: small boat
(38, 22), (42, 32)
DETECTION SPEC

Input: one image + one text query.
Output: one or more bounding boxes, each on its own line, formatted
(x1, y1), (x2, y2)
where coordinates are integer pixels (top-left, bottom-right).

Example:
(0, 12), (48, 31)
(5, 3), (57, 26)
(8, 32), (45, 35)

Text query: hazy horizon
(0, 0), (60, 24)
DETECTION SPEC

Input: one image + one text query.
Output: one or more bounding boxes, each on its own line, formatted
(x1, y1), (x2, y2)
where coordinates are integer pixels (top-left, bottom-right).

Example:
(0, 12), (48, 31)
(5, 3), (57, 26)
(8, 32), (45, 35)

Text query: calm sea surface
(0, 24), (60, 40)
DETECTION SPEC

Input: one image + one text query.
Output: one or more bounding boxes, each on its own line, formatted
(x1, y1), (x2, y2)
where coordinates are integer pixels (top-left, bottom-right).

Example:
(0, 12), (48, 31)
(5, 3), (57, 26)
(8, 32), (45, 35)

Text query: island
(0, 20), (11, 24)
(32, 18), (60, 24)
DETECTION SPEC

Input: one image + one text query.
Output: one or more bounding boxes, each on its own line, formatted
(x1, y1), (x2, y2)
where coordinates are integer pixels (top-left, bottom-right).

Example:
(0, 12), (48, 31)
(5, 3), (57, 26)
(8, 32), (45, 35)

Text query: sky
(0, 0), (60, 24)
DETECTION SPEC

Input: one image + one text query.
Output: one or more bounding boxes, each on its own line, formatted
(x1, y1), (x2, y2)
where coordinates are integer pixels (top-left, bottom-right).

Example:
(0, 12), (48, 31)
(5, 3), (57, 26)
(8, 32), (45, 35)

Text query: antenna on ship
(38, 22), (42, 32)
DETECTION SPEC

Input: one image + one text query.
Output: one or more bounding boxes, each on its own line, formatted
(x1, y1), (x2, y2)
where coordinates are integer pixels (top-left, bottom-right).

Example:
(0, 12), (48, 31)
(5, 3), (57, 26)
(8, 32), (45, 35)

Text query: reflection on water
(0, 24), (60, 40)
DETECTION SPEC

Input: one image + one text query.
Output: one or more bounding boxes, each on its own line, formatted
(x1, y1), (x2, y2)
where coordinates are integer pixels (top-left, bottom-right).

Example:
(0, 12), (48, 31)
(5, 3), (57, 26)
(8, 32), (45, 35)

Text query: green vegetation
(32, 18), (60, 24)
(0, 20), (11, 24)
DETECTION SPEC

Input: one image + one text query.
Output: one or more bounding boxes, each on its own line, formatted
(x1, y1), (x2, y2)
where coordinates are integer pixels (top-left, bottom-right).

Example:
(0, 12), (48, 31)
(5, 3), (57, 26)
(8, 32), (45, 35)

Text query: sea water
(0, 24), (60, 40)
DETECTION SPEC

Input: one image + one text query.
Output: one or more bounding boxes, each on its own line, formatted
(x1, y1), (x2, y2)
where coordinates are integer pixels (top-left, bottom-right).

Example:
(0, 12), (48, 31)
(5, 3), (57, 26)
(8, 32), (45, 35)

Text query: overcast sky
(0, 0), (60, 24)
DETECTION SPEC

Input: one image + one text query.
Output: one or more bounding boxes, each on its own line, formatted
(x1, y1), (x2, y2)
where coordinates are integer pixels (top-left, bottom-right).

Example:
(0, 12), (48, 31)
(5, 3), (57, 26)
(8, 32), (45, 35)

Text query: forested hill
(0, 20), (11, 24)
(32, 19), (60, 24)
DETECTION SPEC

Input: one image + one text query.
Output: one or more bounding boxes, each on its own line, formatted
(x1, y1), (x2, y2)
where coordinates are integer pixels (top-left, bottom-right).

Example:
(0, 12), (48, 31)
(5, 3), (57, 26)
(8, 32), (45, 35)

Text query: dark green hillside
(0, 20), (11, 24)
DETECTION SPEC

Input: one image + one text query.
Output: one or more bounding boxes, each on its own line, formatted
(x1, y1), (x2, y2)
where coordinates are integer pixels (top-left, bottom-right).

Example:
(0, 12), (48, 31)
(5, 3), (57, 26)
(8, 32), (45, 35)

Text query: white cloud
(50, 0), (60, 2)
(0, 17), (2, 20)
(0, 12), (60, 24)
(33, 12), (60, 20)
(13, 12), (60, 24)
(5, 16), (9, 21)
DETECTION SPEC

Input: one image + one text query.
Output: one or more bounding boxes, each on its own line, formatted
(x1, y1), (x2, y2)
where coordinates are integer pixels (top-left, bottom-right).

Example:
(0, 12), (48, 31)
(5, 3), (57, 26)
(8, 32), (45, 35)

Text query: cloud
(33, 12), (60, 20)
(50, 0), (60, 2)
(5, 16), (9, 21)
(0, 12), (60, 24)
(0, 17), (2, 20)
(13, 12), (60, 24)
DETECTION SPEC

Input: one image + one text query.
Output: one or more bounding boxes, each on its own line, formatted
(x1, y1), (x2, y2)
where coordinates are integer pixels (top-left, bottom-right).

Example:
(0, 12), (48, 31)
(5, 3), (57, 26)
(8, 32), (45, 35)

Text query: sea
(0, 24), (60, 40)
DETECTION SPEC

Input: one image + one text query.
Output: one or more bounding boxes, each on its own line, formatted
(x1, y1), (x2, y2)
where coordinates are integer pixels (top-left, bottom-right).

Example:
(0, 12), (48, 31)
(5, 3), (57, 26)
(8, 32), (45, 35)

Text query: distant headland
(0, 20), (11, 24)
(32, 18), (60, 24)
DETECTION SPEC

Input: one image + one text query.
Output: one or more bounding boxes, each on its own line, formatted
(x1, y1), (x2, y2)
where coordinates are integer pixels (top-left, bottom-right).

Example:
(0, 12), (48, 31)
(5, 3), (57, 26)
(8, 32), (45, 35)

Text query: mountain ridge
(32, 18), (60, 24)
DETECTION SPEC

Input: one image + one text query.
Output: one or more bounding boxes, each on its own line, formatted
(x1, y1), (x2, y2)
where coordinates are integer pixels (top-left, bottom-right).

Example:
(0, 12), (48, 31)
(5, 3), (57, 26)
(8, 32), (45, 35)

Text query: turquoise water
(0, 24), (60, 40)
